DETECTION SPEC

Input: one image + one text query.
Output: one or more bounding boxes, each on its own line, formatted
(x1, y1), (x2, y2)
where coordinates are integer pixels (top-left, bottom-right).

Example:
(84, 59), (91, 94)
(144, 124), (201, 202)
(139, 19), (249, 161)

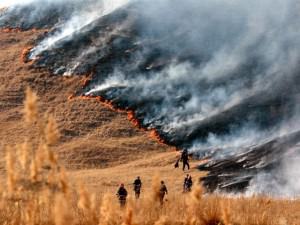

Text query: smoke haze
(1, 0), (300, 195)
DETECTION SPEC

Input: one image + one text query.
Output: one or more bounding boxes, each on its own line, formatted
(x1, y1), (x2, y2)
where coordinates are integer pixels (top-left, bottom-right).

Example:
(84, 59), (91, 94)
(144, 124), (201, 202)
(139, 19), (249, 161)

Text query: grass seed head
(45, 115), (60, 146)
(24, 87), (38, 124)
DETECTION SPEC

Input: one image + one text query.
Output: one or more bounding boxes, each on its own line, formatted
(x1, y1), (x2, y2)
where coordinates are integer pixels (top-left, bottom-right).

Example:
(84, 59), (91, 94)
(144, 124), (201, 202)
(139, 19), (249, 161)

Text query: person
(181, 149), (190, 171)
(133, 176), (142, 199)
(159, 180), (168, 205)
(187, 175), (193, 192)
(116, 183), (128, 207)
(183, 174), (190, 193)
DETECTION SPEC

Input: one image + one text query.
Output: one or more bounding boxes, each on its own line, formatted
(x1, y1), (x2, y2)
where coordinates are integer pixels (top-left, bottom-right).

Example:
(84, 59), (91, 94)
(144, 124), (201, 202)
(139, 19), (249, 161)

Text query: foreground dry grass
(1, 89), (300, 225)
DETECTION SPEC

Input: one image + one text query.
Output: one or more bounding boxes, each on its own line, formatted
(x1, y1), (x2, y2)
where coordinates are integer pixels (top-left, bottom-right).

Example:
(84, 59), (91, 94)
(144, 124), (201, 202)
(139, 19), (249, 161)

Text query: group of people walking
(117, 176), (191, 207)
(116, 149), (192, 207)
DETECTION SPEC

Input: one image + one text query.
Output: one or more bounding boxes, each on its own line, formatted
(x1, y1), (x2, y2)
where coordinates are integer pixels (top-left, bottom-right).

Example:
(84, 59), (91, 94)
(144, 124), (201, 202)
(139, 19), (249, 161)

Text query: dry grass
(0, 88), (299, 225)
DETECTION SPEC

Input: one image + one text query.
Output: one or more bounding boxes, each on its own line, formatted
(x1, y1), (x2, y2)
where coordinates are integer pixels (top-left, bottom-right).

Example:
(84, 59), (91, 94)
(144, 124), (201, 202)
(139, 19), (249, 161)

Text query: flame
(21, 46), (33, 63)
(71, 95), (123, 112)
(81, 77), (91, 87)
(127, 110), (145, 130)
(149, 129), (167, 144)
(1, 26), (41, 33)
(0, 27), (22, 33)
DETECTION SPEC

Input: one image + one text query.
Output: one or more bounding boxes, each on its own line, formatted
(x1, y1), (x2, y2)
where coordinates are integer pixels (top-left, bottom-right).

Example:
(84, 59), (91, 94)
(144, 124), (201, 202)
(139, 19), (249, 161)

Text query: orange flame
(127, 110), (145, 130)
(149, 129), (167, 145)
(21, 46), (33, 63)
(0, 27), (22, 33)
(1, 27), (43, 33)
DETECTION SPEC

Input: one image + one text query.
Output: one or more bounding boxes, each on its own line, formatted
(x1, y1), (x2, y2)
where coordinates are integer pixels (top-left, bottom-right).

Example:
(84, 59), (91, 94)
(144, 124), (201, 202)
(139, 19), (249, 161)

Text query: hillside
(0, 29), (171, 173)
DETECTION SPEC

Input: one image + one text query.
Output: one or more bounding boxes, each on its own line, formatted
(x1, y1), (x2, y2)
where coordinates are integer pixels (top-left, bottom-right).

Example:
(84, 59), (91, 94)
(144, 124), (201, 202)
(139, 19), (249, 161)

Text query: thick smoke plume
(1, 0), (300, 195)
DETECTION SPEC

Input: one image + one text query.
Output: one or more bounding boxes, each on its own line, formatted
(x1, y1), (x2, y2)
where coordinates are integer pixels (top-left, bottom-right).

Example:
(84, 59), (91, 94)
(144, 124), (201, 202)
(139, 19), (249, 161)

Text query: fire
(127, 110), (144, 130)
(21, 46), (33, 63)
(0, 27), (22, 33)
(149, 129), (167, 145)
(71, 95), (122, 112)
(81, 77), (91, 88)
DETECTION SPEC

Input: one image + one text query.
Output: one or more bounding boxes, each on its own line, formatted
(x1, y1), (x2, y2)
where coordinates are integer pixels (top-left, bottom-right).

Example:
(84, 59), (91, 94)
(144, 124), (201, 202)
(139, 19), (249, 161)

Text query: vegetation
(0, 88), (299, 225)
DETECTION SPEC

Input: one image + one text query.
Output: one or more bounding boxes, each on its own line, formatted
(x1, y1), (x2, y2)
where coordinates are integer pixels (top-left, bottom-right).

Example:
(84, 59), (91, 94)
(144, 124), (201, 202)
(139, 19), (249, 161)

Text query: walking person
(183, 174), (189, 193)
(159, 180), (168, 205)
(133, 176), (142, 199)
(186, 175), (193, 192)
(181, 149), (190, 171)
(116, 183), (128, 207)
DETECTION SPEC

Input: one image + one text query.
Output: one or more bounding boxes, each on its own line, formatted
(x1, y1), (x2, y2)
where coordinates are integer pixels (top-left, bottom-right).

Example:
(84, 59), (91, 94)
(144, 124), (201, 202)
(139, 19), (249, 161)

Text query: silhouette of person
(181, 149), (190, 171)
(159, 180), (168, 205)
(133, 176), (142, 199)
(117, 183), (128, 207)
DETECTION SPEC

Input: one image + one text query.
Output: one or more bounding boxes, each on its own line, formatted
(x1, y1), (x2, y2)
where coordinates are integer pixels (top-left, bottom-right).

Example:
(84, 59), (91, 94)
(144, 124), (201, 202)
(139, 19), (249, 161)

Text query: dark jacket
(133, 178), (142, 191)
(181, 150), (189, 162)
(117, 187), (128, 200)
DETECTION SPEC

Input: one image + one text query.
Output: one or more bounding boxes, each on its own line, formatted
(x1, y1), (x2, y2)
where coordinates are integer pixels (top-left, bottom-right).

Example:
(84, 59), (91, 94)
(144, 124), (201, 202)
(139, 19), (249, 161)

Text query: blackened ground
(199, 130), (300, 192)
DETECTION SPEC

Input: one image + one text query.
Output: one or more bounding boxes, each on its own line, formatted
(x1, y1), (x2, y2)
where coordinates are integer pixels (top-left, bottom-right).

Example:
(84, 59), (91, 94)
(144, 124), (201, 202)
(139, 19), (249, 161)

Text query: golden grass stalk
(221, 199), (231, 225)
(59, 168), (69, 196)
(45, 115), (60, 146)
(24, 87), (38, 123)
(17, 140), (30, 171)
(99, 194), (119, 225)
(54, 194), (74, 225)
(122, 207), (134, 225)
(30, 155), (38, 182)
(151, 174), (161, 203)
(78, 183), (92, 212)
(6, 145), (16, 194)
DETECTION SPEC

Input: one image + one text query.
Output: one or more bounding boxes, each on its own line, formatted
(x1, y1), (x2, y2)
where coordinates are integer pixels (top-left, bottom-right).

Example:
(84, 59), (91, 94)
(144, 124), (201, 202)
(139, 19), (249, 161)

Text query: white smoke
(0, 0), (35, 7)
(29, 0), (130, 58)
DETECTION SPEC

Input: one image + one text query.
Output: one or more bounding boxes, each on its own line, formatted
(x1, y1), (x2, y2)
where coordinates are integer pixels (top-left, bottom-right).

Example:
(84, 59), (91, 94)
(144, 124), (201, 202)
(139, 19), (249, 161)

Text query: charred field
(1, 0), (300, 198)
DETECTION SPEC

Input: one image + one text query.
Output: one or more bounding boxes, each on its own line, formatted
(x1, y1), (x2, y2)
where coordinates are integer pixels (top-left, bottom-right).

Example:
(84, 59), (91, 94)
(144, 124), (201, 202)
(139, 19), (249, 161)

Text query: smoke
(0, 0), (130, 32)
(29, 0), (130, 58)
(1, 0), (300, 195)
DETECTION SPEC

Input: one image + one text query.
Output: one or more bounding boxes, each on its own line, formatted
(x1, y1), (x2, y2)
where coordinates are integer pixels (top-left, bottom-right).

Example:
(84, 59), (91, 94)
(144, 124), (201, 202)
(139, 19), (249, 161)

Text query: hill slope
(0, 30), (170, 172)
